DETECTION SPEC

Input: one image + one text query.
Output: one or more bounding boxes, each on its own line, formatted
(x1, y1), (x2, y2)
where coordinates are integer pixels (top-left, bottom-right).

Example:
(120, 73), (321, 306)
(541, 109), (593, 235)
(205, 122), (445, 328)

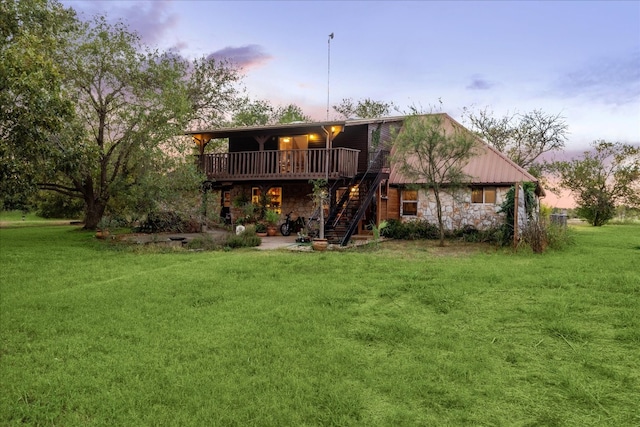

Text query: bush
(545, 222), (575, 250)
(186, 234), (220, 251)
(453, 225), (502, 244)
(224, 229), (262, 248)
(381, 219), (439, 240)
(137, 211), (185, 233)
(521, 220), (547, 253)
(520, 220), (575, 253)
(37, 193), (84, 219)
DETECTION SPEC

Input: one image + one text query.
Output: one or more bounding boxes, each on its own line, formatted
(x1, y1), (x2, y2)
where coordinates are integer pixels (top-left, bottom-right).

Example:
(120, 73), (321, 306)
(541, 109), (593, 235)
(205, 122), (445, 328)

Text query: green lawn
(0, 210), (79, 228)
(1, 224), (638, 426)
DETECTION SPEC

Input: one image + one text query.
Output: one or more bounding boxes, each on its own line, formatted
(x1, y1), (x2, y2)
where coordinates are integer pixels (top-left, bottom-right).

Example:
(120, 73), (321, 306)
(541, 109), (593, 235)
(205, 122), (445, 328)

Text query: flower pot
(312, 238), (328, 251)
(95, 230), (110, 240)
(267, 225), (278, 236)
(257, 232), (268, 237)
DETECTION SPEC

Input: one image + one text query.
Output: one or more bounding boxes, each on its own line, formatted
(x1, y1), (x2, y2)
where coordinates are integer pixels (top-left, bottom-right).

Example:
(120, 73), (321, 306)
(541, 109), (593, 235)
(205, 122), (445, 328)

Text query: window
(471, 186), (496, 204)
(401, 189), (418, 216)
(252, 187), (282, 213)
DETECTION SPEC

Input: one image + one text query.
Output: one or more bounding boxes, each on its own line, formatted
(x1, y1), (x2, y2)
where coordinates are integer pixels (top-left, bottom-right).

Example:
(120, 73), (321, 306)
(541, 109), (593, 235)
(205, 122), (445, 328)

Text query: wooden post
(513, 183), (519, 248)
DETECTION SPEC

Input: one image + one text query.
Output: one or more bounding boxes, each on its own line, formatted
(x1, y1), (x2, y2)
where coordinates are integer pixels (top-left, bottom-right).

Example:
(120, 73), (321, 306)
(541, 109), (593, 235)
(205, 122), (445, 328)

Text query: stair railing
(326, 149), (389, 245)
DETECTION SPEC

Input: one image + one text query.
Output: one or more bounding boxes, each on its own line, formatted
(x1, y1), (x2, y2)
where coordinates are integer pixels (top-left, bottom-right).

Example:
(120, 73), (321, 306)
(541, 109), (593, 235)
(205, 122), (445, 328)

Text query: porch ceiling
(186, 121), (347, 140)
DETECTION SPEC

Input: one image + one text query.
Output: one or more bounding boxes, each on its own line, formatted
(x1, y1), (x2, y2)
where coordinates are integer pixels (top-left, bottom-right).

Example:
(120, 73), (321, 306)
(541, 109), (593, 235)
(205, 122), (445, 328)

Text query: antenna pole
(327, 32), (334, 121)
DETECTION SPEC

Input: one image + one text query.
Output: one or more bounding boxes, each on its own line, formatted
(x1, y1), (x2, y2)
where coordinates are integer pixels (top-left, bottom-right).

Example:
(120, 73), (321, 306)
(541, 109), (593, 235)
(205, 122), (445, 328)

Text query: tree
(391, 114), (477, 246)
(231, 100), (310, 126)
(184, 56), (244, 130)
(550, 141), (640, 226)
(273, 103), (311, 124)
(0, 0), (77, 209)
(36, 16), (243, 229)
(309, 179), (329, 240)
(466, 108), (568, 175)
(332, 97), (395, 119)
(231, 99), (274, 126)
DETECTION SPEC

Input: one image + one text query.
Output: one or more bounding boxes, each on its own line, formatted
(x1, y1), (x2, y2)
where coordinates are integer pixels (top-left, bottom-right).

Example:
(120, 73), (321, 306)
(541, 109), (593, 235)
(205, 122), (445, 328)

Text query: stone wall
(407, 187), (510, 230)
(227, 183), (316, 224)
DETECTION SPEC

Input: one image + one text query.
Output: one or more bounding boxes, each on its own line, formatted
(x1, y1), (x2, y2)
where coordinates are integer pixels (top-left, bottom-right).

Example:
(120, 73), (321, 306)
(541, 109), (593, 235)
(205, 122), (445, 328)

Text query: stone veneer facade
(405, 187), (511, 230)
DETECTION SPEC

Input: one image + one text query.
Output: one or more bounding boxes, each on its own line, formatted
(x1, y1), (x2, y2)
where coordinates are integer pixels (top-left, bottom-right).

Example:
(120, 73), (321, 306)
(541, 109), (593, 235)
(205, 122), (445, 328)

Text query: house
(186, 113), (543, 245)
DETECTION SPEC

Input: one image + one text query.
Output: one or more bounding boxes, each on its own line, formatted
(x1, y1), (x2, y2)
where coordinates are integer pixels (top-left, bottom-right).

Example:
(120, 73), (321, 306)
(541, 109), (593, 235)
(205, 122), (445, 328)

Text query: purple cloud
(121, 1), (179, 45)
(66, 0), (180, 47)
(467, 76), (495, 90)
(206, 45), (272, 70)
(556, 51), (640, 105)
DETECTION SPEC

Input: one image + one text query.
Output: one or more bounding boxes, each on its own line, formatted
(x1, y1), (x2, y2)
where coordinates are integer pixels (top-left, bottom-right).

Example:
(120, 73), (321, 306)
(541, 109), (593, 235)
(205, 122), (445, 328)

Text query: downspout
(321, 126), (331, 181)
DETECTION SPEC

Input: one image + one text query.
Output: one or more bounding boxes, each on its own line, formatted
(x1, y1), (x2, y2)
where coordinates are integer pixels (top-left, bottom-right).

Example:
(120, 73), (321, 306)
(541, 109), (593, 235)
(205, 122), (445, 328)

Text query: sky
(62, 0), (639, 155)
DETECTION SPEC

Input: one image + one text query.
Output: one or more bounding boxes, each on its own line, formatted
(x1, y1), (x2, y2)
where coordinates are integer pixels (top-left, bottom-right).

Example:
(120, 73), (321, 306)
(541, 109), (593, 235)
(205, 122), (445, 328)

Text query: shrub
(36, 192), (84, 219)
(453, 225), (502, 244)
(520, 220), (575, 253)
(545, 222), (575, 250)
(183, 217), (202, 233)
(521, 220), (547, 253)
(137, 211), (185, 233)
(381, 218), (439, 240)
(186, 234), (220, 251)
(224, 229), (262, 248)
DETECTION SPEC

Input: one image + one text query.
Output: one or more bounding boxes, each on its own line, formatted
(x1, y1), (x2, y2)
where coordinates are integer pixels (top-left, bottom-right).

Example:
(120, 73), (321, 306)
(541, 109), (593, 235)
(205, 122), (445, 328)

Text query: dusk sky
(63, 0), (639, 154)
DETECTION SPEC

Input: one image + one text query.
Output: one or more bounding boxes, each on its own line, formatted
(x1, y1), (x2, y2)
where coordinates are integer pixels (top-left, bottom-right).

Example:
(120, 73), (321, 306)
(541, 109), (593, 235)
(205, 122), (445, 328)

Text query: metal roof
(387, 114), (544, 194)
(389, 142), (539, 185)
(184, 116), (407, 139)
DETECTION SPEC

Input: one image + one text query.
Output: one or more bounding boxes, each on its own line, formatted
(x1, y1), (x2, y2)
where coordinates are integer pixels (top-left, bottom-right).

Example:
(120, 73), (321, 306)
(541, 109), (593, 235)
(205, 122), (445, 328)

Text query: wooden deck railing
(198, 148), (360, 181)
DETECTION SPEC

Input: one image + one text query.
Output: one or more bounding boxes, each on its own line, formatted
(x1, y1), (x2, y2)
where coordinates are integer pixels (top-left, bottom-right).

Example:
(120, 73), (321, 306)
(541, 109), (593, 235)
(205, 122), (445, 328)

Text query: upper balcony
(198, 148), (360, 181)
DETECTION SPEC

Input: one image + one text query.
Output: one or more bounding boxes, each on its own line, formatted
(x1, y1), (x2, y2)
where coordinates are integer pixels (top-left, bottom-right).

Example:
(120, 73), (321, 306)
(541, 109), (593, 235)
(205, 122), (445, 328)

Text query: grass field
(1, 224), (638, 426)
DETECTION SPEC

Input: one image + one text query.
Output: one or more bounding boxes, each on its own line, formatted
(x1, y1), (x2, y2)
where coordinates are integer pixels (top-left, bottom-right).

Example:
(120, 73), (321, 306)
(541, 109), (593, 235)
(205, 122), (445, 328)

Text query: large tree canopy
(466, 108), (568, 175)
(28, 13), (244, 228)
(550, 141), (640, 226)
(0, 0), (77, 209)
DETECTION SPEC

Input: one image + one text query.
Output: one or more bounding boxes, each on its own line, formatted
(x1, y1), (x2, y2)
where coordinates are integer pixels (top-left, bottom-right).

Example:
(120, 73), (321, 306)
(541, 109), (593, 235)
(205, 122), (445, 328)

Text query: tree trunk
(83, 197), (107, 230)
(434, 189), (445, 247)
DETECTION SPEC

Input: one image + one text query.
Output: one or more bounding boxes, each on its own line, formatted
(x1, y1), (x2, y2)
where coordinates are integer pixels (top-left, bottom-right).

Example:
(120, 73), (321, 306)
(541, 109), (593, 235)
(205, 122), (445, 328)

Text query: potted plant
(264, 209), (280, 236)
(310, 179), (329, 251)
(296, 230), (311, 243)
(255, 222), (268, 237)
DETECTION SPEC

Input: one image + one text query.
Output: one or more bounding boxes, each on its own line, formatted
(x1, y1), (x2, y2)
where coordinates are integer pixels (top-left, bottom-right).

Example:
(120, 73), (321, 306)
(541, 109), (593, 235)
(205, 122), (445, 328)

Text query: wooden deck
(198, 148), (360, 181)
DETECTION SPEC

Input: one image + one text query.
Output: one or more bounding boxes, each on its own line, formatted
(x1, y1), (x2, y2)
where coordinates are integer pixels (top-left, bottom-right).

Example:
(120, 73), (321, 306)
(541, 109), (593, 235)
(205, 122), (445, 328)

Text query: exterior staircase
(325, 150), (389, 246)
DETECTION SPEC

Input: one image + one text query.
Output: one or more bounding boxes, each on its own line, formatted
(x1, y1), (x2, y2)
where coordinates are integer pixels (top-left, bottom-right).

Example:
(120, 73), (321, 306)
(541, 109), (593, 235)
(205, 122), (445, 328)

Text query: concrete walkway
(119, 230), (303, 250)
(255, 235), (300, 250)
(118, 229), (373, 251)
